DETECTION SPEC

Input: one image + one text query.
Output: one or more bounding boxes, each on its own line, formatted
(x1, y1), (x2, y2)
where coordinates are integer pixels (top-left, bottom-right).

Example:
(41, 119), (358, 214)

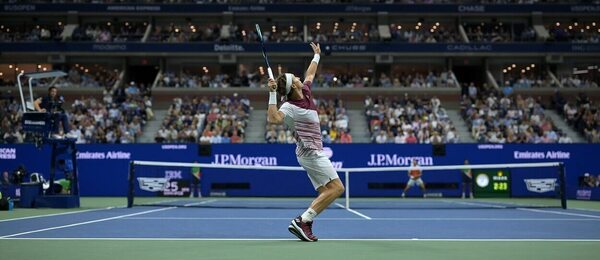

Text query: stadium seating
(365, 95), (458, 144)
(157, 95), (250, 143)
(553, 92), (599, 143)
(461, 92), (564, 143)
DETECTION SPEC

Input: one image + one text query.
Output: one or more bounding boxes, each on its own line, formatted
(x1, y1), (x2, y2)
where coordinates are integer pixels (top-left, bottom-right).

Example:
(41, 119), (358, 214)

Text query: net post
(345, 171), (350, 209)
(559, 162), (567, 209)
(127, 160), (135, 208)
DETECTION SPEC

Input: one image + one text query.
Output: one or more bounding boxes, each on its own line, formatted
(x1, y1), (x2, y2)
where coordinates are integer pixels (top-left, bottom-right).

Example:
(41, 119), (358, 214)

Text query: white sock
(301, 208), (318, 223)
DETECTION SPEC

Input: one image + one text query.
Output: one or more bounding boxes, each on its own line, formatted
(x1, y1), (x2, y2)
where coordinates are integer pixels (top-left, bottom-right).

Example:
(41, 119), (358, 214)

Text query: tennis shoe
(289, 216), (318, 242)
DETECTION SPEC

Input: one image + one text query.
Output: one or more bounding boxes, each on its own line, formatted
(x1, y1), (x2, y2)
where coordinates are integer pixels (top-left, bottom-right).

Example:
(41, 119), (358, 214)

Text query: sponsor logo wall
(0, 144), (599, 199)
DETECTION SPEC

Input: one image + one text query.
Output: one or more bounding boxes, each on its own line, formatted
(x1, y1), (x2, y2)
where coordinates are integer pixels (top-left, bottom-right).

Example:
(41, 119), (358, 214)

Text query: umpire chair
(17, 71), (80, 208)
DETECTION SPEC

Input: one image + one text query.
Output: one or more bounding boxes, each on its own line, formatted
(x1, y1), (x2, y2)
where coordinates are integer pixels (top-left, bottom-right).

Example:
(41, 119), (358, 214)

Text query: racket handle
(267, 67), (274, 80)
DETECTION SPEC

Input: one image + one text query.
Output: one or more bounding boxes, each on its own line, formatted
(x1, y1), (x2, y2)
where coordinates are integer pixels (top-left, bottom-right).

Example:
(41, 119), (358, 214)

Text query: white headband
(285, 73), (293, 95)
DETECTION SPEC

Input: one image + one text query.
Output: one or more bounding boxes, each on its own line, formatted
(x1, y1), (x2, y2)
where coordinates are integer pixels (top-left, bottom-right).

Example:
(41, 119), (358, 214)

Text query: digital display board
(474, 169), (510, 198)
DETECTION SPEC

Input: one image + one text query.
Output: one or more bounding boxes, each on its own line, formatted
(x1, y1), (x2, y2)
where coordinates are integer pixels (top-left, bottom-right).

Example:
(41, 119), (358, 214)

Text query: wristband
(312, 54), (320, 64)
(268, 92), (277, 105)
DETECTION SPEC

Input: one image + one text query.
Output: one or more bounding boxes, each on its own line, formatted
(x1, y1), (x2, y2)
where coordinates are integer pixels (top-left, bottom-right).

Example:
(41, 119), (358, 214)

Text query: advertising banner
(1, 144), (598, 200)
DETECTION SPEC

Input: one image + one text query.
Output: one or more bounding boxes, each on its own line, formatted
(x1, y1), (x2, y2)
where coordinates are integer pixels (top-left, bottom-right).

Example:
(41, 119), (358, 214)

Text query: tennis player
(266, 42), (344, 242)
(402, 160), (427, 198)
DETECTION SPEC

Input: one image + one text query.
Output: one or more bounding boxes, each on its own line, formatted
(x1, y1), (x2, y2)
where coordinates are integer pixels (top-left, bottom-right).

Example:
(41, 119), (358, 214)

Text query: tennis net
(127, 161), (566, 209)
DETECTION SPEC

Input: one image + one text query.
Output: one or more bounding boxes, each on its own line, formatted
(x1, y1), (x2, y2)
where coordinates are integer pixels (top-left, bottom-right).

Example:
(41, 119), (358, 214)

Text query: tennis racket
(255, 24), (274, 80)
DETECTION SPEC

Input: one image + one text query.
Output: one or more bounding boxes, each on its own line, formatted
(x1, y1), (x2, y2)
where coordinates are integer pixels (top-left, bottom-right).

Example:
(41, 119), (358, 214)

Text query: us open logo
(524, 178), (557, 193)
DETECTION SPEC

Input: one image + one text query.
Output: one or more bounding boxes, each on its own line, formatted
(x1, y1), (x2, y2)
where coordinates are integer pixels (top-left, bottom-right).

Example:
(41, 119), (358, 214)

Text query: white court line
(0, 207), (175, 239)
(442, 200), (506, 209)
(0, 207), (119, 223)
(122, 217), (600, 221)
(1, 237), (600, 242)
(335, 203), (372, 220)
(517, 208), (600, 219)
(183, 199), (217, 207)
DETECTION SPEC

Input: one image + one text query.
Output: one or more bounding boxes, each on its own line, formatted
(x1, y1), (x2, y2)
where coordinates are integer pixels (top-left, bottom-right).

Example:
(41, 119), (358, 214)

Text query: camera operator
(33, 86), (70, 138)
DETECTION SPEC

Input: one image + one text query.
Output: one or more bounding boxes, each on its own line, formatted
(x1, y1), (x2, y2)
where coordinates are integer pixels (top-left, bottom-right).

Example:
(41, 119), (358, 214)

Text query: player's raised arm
(304, 42), (321, 83)
(267, 78), (285, 124)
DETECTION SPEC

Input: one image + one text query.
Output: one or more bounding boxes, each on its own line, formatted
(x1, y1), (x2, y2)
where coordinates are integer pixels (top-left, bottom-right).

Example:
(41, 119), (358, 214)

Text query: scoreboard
(474, 169), (511, 198)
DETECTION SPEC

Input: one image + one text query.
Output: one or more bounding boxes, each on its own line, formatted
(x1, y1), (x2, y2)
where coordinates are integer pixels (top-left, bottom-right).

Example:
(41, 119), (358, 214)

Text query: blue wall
(1, 143), (599, 199)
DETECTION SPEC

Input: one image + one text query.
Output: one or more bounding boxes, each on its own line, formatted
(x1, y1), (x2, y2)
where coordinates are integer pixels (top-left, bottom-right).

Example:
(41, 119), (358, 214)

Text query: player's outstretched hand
(268, 78), (277, 92)
(310, 42), (321, 55)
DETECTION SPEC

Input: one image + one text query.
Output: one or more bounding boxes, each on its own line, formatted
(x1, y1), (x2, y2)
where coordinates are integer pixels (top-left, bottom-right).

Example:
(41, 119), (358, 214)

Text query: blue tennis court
(2, 198), (600, 240)
(2, 198), (599, 260)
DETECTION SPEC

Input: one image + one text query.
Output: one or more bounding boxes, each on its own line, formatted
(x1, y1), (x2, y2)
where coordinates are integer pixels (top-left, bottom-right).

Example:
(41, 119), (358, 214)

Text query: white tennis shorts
(407, 178), (424, 187)
(297, 151), (340, 190)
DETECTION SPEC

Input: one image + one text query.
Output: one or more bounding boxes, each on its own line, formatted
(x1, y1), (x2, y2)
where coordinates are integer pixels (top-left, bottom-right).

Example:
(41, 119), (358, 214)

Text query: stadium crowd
(365, 94), (458, 144)
(0, 95), (23, 144)
(0, 81), (152, 144)
(463, 22), (536, 42)
(70, 21), (147, 42)
(155, 95), (250, 143)
(501, 72), (554, 88)
(546, 22), (600, 43)
(156, 70), (457, 88)
(461, 89), (570, 143)
(0, 23), (64, 42)
(8, 17), (600, 45)
(552, 91), (599, 143)
(156, 70), (263, 88)
(389, 23), (460, 43)
(558, 75), (599, 88)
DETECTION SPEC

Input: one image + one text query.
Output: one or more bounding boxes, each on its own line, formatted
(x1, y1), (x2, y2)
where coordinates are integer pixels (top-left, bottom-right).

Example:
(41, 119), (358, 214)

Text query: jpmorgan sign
(212, 154), (277, 166)
(367, 154), (433, 167)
